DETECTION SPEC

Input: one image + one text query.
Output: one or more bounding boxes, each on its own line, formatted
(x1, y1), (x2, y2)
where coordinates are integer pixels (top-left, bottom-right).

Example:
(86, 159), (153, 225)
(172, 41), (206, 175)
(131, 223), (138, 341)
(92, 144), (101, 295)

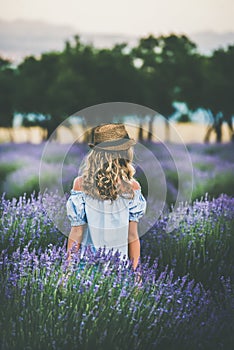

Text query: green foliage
(192, 171), (234, 201)
(142, 194), (234, 295)
(0, 162), (21, 182)
(165, 170), (178, 188)
(0, 66), (17, 127)
(193, 162), (215, 171)
(177, 113), (191, 123)
(1, 192), (234, 349)
(0, 34), (233, 142)
(5, 175), (40, 198)
(2, 168), (60, 200)
(203, 145), (222, 155)
(203, 143), (234, 162)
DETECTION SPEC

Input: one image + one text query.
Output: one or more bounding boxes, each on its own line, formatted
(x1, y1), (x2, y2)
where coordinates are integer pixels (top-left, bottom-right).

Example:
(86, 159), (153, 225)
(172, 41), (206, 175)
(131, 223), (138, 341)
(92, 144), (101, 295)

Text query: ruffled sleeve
(129, 189), (147, 222)
(66, 190), (87, 226)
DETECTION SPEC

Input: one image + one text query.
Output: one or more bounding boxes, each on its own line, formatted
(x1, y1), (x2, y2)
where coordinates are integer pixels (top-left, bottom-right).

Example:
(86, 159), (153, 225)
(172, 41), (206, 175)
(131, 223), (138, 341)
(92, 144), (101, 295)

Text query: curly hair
(79, 147), (135, 201)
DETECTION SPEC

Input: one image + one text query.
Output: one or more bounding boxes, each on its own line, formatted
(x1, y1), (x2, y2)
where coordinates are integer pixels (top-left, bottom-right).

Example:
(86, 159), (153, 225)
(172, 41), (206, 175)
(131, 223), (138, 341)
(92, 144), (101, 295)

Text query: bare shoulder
(130, 179), (141, 190)
(72, 176), (83, 191)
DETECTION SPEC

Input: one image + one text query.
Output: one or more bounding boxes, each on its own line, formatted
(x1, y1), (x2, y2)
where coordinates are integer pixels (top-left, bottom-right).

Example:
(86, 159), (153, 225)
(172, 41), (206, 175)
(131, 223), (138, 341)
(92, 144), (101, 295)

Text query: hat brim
(88, 138), (136, 151)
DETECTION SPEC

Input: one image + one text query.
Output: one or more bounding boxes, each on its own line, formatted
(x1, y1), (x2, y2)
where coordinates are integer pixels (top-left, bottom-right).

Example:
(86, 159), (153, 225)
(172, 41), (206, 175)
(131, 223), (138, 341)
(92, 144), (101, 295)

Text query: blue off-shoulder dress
(66, 187), (147, 261)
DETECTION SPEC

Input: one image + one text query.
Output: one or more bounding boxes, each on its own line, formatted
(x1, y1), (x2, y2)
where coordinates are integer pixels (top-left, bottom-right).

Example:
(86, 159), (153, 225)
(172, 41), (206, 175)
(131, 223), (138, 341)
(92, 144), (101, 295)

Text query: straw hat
(88, 123), (136, 151)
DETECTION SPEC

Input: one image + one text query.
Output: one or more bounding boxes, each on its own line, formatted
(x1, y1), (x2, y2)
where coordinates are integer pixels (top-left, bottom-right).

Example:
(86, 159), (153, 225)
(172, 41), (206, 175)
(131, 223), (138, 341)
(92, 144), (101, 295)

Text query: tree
(130, 34), (199, 141)
(181, 45), (234, 143)
(4, 32), (233, 145)
(212, 45), (234, 142)
(71, 40), (146, 131)
(0, 57), (17, 140)
(16, 53), (63, 139)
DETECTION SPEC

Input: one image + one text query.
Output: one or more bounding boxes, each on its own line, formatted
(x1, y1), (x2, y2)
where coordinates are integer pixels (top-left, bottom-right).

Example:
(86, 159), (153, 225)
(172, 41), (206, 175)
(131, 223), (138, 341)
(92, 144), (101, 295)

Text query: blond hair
(79, 147), (135, 201)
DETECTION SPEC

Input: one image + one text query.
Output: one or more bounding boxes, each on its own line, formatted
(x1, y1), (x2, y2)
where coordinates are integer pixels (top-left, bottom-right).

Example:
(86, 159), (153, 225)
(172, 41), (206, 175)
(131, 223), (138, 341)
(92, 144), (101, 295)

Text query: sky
(0, 0), (234, 36)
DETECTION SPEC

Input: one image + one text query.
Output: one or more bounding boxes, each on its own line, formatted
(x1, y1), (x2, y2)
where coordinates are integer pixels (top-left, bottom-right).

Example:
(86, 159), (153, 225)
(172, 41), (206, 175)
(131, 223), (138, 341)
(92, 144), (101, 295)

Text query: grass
(193, 162), (215, 172)
(0, 162), (22, 182)
(165, 170), (178, 188)
(192, 171), (234, 202)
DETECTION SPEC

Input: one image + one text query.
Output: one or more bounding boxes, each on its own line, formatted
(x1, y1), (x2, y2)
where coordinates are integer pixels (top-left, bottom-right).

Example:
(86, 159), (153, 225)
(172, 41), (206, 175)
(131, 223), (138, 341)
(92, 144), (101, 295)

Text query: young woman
(66, 123), (146, 270)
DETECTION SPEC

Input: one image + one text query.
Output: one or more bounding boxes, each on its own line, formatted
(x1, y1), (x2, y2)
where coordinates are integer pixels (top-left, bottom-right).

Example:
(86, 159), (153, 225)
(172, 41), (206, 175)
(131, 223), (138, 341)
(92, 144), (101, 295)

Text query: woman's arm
(67, 225), (84, 262)
(128, 221), (140, 270)
(67, 175), (85, 262)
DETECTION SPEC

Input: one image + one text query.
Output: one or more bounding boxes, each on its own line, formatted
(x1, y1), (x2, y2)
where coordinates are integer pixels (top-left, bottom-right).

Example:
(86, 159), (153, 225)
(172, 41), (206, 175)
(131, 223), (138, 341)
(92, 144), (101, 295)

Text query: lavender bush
(0, 142), (87, 199)
(0, 191), (234, 349)
(1, 141), (234, 204)
(141, 193), (234, 289)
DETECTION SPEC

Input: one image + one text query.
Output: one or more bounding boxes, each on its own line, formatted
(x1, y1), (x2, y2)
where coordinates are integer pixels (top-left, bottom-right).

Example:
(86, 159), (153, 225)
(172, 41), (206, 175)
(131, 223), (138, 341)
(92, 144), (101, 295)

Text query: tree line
(0, 33), (233, 142)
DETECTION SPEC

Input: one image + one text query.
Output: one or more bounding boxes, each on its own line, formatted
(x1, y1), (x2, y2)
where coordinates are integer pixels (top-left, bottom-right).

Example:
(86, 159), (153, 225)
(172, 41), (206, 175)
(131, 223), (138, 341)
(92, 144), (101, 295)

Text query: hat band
(93, 136), (131, 148)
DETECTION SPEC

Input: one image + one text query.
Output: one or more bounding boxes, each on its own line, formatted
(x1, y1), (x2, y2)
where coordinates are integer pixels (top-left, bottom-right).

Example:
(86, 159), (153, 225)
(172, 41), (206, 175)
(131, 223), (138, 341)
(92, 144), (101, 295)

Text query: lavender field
(0, 141), (234, 349)
(0, 141), (234, 202)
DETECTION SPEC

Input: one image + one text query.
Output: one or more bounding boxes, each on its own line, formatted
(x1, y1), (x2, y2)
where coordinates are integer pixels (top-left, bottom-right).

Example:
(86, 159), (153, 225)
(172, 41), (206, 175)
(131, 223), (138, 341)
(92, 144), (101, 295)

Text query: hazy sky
(0, 0), (234, 36)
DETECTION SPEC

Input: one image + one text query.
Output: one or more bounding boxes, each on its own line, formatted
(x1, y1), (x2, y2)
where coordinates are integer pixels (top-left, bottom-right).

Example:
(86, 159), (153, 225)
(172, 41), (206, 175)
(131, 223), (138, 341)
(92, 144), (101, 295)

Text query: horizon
(1, 18), (234, 64)
(1, 0), (233, 63)
(0, 0), (234, 35)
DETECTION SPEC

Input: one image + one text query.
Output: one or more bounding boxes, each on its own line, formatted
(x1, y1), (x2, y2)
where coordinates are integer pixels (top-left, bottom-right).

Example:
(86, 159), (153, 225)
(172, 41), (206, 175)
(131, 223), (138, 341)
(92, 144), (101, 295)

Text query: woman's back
(67, 176), (146, 259)
(66, 123), (147, 268)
